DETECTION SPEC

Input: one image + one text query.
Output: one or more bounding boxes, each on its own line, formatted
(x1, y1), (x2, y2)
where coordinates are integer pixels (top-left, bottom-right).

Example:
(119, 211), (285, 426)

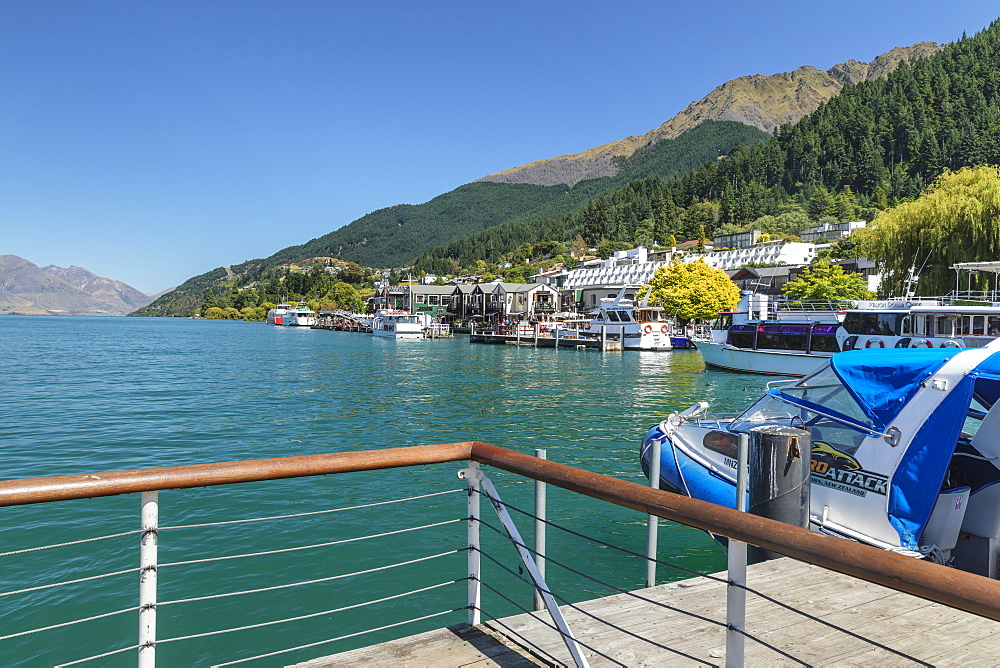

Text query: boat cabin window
(729, 365), (874, 456)
(843, 312), (902, 336)
(936, 315), (955, 337)
(809, 324), (840, 352)
(618, 310), (633, 322)
(906, 314), (933, 337)
(756, 324), (809, 351)
(973, 315), (986, 336)
(714, 314), (733, 331)
(727, 324), (756, 348)
(990, 316), (1000, 336)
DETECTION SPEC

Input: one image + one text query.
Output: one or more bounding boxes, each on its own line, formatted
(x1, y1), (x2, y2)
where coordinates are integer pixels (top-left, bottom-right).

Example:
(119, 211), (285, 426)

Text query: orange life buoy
(584, 323), (591, 330)
(540, 326), (548, 333)
(912, 339), (932, 348)
(660, 324), (669, 334)
(865, 337), (885, 349)
(941, 339), (963, 349)
(643, 324), (653, 334)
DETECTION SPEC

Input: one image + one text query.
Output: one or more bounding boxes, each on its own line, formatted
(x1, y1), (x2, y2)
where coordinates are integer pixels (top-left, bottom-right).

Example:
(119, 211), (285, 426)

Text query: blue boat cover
(839, 348), (1000, 548)
(830, 349), (956, 432)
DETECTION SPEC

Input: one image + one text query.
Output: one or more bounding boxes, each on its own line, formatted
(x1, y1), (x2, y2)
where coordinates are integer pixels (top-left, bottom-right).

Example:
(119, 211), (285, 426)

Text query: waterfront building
(799, 220), (867, 242)
(371, 284), (454, 318)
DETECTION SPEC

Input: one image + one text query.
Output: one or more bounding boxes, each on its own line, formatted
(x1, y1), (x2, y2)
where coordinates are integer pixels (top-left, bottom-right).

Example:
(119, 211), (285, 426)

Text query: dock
(469, 333), (622, 352)
(291, 557), (1000, 666)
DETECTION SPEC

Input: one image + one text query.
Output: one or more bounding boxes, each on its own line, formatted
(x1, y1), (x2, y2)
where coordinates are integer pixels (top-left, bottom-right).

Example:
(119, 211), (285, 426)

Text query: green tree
(782, 261), (875, 301)
(865, 166), (1000, 296)
(341, 262), (365, 284)
(203, 306), (225, 319)
(323, 282), (364, 313)
(645, 260), (741, 321)
(243, 306), (267, 321)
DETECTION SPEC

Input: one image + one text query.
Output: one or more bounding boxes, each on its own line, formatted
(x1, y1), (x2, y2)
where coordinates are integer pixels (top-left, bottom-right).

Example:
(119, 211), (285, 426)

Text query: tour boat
(640, 341), (1000, 577)
(695, 293), (1000, 376)
(371, 309), (424, 339)
(579, 286), (673, 351)
(266, 303), (292, 326)
(282, 302), (317, 327)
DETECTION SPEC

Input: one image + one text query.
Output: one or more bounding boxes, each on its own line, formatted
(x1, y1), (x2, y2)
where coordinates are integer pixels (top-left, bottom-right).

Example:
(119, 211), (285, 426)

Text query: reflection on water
(2, 317), (766, 666)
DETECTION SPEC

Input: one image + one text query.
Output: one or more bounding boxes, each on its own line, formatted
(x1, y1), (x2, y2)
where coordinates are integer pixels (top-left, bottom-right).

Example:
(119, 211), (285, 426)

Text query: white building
(558, 243), (818, 310)
(799, 220), (867, 243)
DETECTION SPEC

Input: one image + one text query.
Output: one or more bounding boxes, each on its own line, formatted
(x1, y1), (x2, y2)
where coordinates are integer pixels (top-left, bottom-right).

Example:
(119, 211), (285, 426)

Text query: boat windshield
(729, 364), (877, 455)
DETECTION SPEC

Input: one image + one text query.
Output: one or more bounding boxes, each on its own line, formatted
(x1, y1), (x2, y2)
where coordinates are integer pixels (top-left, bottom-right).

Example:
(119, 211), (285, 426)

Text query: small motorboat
(640, 340), (1000, 577)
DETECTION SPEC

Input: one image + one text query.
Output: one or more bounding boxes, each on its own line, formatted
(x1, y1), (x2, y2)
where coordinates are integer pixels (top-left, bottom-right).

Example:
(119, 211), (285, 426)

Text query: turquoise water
(1, 317), (763, 666)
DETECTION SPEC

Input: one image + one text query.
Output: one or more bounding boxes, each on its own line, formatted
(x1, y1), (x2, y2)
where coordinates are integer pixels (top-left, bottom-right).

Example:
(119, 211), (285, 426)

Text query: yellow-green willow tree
(865, 166), (1000, 296)
(644, 259), (741, 322)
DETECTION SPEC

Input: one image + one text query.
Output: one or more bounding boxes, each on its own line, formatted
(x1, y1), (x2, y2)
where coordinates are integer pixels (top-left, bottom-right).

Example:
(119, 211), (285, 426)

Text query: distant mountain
(0, 255), (155, 315)
(475, 43), (942, 187)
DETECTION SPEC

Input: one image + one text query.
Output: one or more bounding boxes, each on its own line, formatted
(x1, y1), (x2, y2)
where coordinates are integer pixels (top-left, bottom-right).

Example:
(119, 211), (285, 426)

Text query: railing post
(533, 449), (547, 611)
(726, 433), (749, 667)
(460, 462), (482, 626)
(645, 437), (661, 588)
(138, 491), (158, 668)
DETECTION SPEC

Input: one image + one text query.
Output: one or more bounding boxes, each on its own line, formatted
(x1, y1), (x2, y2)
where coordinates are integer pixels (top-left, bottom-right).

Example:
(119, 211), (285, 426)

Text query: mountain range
(0, 255), (159, 316)
(137, 36), (946, 316)
(475, 43), (941, 188)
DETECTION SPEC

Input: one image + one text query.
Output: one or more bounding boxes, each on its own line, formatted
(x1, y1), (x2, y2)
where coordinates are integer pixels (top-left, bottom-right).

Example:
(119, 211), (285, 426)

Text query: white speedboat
(696, 293), (1000, 376)
(580, 286), (673, 351)
(266, 303), (292, 326)
(371, 309), (424, 339)
(282, 302), (317, 327)
(640, 341), (1000, 576)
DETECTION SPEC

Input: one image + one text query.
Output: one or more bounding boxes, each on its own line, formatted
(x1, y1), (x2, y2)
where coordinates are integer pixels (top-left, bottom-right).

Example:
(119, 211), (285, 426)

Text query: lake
(1, 316), (764, 666)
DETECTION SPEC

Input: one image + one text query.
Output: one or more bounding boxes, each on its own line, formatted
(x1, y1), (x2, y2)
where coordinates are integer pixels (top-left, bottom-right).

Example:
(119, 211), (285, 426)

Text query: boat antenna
(904, 249), (931, 299)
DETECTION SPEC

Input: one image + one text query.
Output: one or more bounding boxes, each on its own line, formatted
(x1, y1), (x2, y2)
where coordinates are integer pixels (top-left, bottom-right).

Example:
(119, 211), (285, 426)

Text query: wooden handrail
(3, 440), (1000, 622)
(0, 442), (476, 507)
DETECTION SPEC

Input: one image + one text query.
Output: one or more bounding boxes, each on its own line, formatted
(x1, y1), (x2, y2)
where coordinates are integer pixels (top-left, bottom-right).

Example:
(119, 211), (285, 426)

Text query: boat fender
(941, 339), (963, 349)
(660, 324), (669, 334)
(865, 337), (885, 349)
(912, 339), (932, 348)
(643, 324), (653, 334)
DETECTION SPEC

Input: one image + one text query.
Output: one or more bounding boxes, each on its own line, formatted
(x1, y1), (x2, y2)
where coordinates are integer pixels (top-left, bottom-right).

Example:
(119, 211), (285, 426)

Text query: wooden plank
(288, 623), (542, 667)
(295, 558), (1000, 667)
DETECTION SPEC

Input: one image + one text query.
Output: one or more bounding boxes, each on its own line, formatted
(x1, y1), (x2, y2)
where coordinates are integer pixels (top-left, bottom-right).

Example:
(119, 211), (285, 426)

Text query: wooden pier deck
(469, 333), (622, 352)
(291, 557), (1000, 666)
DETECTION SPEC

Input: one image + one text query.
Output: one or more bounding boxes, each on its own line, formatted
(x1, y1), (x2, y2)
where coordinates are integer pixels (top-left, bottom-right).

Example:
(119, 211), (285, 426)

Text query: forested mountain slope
(475, 43), (941, 187)
(416, 21), (1000, 275)
(136, 121), (765, 315)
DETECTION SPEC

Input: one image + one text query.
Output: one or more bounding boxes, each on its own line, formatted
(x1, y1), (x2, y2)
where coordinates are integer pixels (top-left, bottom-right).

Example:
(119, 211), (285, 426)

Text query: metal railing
(3, 442), (1000, 666)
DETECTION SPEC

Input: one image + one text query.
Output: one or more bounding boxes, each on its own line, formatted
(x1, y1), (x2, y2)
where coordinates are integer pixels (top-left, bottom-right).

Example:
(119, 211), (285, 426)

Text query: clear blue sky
(2, 1), (996, 293)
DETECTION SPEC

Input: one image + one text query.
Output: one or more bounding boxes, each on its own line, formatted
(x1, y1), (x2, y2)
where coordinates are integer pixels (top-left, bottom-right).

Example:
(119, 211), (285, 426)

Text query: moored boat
(266, 303), (292, 326)
(696, 292), (1000, 376)
(579, 286), (674, 351)
(640, 341), (1000, 576)
(371, 309), (424, 339)
(282, 302), (317, 327)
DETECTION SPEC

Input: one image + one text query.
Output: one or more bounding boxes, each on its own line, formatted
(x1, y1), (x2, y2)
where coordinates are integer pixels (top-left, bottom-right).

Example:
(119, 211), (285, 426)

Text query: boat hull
(694, 340), (830, 376)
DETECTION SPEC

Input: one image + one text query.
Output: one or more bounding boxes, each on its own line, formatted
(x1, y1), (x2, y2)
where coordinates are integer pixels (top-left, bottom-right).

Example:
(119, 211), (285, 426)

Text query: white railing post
(459, 462), (482, 626)
(726, 433), (749, 667)
(645, 437), (661, 588)
(533, 449), (547, 611)
(138, 491), (158, 668)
